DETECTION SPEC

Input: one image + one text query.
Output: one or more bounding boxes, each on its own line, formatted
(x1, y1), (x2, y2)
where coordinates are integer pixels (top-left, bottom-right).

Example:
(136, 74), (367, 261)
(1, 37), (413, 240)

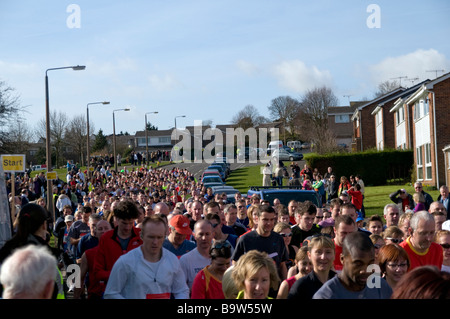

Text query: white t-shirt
(179, 248), (211, 289)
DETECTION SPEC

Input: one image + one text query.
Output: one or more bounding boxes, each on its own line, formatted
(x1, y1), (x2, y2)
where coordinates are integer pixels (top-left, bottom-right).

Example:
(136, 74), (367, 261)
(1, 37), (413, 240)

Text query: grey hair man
(0, 245), (57, 299)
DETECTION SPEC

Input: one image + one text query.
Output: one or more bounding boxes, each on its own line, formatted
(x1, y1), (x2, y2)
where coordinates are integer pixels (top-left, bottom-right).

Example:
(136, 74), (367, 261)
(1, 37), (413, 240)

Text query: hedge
(304, 149), (414, 186)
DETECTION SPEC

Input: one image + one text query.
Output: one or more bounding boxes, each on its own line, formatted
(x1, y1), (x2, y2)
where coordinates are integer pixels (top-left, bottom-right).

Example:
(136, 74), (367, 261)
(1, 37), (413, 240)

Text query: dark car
(247, 186), (321, 207)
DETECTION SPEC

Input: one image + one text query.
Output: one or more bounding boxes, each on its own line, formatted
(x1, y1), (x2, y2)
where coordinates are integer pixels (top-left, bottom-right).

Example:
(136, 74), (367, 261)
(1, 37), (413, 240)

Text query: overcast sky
(1, 0), (450, 137)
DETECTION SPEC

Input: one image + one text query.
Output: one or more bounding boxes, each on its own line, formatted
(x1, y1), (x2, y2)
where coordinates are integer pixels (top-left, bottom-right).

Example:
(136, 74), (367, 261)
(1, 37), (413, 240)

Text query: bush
(305, 148), (413, 186)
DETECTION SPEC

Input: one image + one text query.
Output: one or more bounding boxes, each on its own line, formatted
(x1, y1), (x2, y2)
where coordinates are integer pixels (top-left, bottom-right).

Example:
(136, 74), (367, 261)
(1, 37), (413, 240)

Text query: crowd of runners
(1, 156), (449, 300)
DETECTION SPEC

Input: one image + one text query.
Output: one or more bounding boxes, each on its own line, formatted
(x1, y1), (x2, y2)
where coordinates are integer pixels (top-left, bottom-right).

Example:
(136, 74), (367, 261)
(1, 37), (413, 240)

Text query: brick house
(371, 81), (428, 150)
(405, 72), (450, 187)
(328, 102), (365, 150)
(351, 88), (404, 152)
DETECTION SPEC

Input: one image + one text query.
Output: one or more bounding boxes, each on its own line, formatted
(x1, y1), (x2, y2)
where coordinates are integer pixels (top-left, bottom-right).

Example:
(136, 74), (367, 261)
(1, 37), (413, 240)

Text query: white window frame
(417, 146), (423, 181)
(425, 143), (432, 180)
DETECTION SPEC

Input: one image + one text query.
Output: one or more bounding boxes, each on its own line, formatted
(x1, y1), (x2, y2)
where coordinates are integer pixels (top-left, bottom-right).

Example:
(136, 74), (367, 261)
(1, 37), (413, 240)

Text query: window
(335, 114), (350, 123)
(414, 98), (429, 120)
(417, 146), (423, 180)
(425, 143), (432, 180)
(396, 108), (404, 125)
(376, 111), (382, 126)
(158, 137), (171, 144)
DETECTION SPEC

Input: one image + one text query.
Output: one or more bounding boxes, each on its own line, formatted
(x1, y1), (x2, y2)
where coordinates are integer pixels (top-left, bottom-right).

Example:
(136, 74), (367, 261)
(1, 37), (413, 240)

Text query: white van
(267, 140), (283, 155)
(287, 140), (302, 150)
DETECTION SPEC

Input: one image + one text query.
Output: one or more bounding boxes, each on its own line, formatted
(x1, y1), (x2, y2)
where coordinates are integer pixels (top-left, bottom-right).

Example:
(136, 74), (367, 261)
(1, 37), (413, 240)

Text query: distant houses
(348, 71), (450, 188)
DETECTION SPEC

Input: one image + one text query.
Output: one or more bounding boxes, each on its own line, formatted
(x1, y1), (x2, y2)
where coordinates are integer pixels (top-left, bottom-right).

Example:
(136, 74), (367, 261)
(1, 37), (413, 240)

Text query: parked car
(201, 175), (225, 188)
(207, 164), (227, 180)
(247, 186), (321, 207)
(201, 170), (223, 181)
(301, 142), (310, 149)
(271, 148), (303, 161)
(211, 186), (241, 203)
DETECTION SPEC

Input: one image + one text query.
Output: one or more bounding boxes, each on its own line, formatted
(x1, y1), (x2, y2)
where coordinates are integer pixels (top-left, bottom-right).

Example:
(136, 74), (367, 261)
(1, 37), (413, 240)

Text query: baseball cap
(65, 215), (74, 222)
(169, 214), (192, 235)
(442, 220), (450, 232)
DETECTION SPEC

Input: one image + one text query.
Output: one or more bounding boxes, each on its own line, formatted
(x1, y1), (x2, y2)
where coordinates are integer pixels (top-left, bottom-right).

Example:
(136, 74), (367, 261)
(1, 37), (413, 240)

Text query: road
(161, 148), (310, 181)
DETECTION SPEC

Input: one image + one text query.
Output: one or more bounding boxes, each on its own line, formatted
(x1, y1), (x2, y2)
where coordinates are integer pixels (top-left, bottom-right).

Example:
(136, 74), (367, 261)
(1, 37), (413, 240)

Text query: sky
(1, 0), (450, 138)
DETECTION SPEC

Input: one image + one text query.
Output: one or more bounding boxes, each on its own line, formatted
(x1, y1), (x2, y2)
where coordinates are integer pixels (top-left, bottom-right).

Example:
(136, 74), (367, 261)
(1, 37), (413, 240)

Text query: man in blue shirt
(163, 214), (196, 258)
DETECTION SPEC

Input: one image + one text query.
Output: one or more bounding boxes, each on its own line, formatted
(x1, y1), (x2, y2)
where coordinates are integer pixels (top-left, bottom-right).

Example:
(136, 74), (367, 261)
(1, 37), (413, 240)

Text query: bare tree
(267, 96), (301, 139)
(35, 110), (69, 168)
(0, 80), (28, 153)
(65, 114), (93, 166)
(231, 105), (268, 129)
(298, 86), (339, 153)
(374, 80), (400, 98)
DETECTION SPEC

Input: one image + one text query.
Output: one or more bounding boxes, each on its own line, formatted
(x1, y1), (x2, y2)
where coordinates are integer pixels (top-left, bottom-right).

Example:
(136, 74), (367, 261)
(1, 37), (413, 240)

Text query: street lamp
(87, 101), (110, 178)
(45, 65), (85, 223)
(174, 115), (186, 130)
(113, 108), (130, 172)
(145, 111), (158, 166)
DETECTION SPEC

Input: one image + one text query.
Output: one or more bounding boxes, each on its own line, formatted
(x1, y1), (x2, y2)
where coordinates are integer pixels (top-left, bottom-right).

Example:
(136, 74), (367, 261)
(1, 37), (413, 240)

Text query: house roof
(405, 71), (450, 105)
(370, 80), (430, 115)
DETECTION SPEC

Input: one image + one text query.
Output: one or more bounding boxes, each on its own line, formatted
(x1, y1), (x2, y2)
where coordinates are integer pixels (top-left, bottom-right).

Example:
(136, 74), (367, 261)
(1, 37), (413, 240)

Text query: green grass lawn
(225, 164), (440, 218)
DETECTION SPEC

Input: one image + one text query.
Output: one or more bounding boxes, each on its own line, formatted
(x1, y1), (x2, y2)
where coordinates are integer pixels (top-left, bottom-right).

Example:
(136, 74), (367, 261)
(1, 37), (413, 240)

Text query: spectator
(0, 245), (57, 299)
(437, 185), (450, 219)
(332, 215), (357, 273)
(389, 189), (414, 212)
(377, 244), (410, 289)
(399, 211), (443, 270)
(430, 201), (447, 232)
(74, 219), (112, 299)
(414, 181), (433, 211)
(435, 230), (450, 273)
(367, 214), (384, 235)
(274, 222), (298, 270)
(93, 200), (142, 296)
(313, 231), (392, 299)
(288, 234), (336, 300)
(398, 211), (413, 241)
(68, 206), (92, 261)
(232, 205), (289, 282)
(277, 246), (312, 299)
(191, 240), (232, 299)
(104, 215), (189, 299)
(223, 203), (247, 237)
(221, 266), (238, 299)
(163, 214), (196, 258)
(391, 266), (450, 299)
(383, 226), (405, 245)
(290, 201), (320, 250)
(232, 250), (280, 299)
(327, 174), (339, 202)
(383, 204), (400, 228)
(413, 192), (426, 213)
(205, 213), (237, 249)
(180, 219), (214, 291)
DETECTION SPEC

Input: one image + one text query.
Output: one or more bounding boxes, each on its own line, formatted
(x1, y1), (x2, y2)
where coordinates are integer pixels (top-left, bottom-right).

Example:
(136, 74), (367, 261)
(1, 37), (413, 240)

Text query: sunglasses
(212, 241), (231, 250)
(386, 237), (403, 244)
(280, 232), (292, 237)
(440, 243), (450, 249)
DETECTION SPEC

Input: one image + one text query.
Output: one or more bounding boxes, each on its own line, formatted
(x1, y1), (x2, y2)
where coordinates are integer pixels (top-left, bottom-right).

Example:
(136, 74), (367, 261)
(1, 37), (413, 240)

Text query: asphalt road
(161, 149), (310, 181)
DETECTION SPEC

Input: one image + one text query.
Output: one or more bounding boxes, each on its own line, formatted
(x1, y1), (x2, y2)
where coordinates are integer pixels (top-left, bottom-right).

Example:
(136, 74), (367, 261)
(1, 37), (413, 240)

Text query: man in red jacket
(92, 200), (142, 297)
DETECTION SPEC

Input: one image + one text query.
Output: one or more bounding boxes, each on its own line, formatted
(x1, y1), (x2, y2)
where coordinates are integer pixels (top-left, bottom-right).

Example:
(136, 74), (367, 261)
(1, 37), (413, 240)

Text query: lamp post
(87, 101), (110, 178)
(145, 111), (158, 166)
(174, 115), (186, 130)
(113, 108), (130, 172)
(45, 65), (85, 223)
